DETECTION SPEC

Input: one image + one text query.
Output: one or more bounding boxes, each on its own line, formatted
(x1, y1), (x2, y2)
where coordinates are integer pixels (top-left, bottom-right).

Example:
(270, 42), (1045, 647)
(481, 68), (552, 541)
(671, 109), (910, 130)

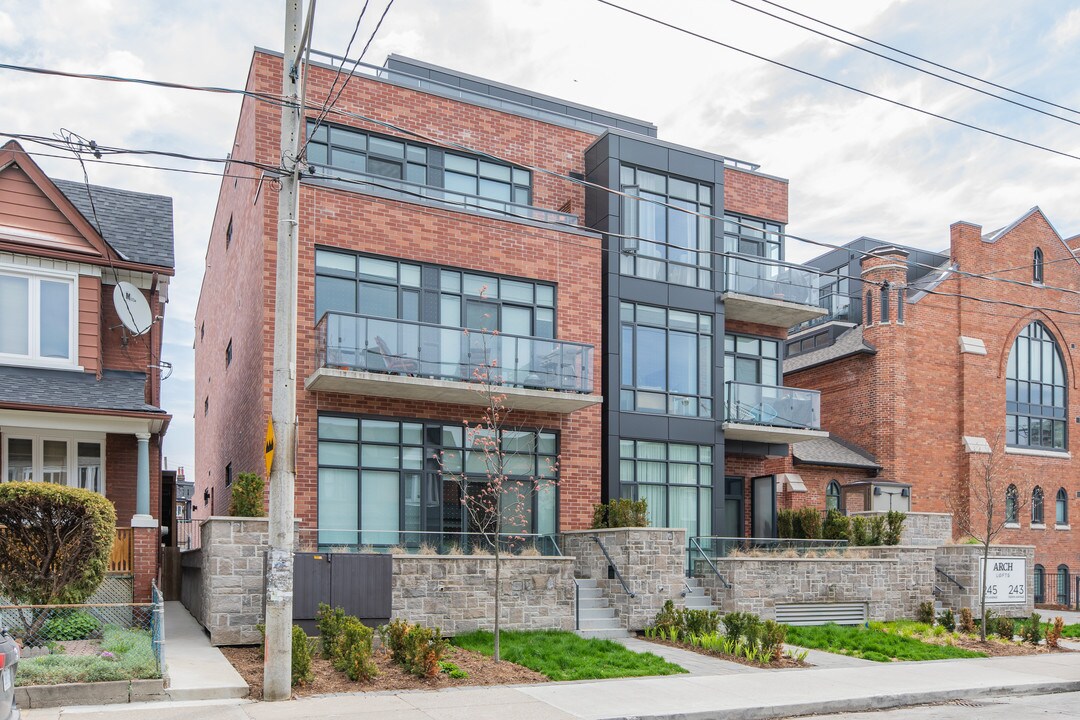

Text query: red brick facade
(787, 209), (1080, 577)
(195, 51), (603, 534)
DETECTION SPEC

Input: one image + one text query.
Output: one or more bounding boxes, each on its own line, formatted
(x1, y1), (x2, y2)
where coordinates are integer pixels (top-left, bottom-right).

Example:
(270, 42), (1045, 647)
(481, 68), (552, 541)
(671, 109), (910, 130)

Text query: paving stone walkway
(617, 637), (761, 675)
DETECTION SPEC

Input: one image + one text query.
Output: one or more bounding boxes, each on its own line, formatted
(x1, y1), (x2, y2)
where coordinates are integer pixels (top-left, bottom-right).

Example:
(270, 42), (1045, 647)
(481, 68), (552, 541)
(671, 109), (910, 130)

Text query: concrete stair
(683, 577), (717, 611)
(574, 578), (628, 639)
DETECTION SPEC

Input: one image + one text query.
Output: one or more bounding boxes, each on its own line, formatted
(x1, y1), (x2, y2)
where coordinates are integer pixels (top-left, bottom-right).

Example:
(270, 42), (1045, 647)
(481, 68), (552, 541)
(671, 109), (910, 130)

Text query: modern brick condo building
(195, 49), (828, 553)
(787, 209), (1080, 606)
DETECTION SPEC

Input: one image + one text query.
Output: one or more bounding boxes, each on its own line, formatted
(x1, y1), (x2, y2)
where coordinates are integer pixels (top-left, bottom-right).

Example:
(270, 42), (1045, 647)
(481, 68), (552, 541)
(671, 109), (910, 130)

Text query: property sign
(264, 419), (275, 478)
(979, 557), (1027, 604)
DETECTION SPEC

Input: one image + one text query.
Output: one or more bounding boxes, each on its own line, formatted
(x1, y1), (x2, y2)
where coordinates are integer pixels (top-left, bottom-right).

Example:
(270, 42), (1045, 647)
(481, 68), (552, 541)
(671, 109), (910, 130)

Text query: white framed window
(1, 428), (105, 495)
(0, 264), (79, 369)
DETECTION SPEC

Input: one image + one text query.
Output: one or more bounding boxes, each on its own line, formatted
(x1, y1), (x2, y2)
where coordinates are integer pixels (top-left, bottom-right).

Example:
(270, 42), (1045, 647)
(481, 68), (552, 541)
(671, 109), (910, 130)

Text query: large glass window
(619, 440), (712, 539)
(724, 333), (781, 387)
(0, 268), (76, 366)
(723, 214), (781, 260)
(315, 248), (556, 338)
(620, 302), (712, 417)
(306, 121), (532, 206)
(620, 166), (712, 289)
(1006, 321), (1067, 450)
(2, 430), (104, 493)
(316, 415), (558, 549)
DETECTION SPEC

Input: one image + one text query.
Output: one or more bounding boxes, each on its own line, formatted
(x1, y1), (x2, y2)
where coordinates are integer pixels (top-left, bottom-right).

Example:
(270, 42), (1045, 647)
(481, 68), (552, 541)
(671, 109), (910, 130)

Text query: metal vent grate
(775, 602), (867, 626)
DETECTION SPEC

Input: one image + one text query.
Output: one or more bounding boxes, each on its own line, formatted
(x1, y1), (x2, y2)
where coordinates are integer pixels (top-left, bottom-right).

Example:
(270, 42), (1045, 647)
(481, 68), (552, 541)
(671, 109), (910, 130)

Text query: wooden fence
(109, 527), (134, 574)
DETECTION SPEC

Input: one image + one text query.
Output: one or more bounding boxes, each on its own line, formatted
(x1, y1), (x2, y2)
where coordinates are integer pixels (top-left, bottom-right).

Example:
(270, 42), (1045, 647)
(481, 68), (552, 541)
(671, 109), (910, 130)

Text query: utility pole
(264, 0), (306, 702)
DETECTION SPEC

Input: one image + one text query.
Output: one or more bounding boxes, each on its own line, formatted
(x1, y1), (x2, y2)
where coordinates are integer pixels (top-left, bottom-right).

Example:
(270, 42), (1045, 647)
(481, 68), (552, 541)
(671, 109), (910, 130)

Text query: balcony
(723, 255), (827, 327)
(723, 381), (828, 444)
(306, 312), (602, 413)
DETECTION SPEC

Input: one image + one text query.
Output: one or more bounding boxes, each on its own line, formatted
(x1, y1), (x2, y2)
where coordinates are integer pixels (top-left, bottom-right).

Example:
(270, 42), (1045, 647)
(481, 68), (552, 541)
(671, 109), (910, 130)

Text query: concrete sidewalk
(25, 650), (1080, 720)
(163, 601), (248, 701)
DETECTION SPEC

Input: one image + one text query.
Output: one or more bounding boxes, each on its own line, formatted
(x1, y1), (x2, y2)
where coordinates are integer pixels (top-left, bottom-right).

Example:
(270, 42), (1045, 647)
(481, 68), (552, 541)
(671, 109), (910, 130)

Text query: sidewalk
(25, 650), (1080, 720)
(163, 601), (248, 701)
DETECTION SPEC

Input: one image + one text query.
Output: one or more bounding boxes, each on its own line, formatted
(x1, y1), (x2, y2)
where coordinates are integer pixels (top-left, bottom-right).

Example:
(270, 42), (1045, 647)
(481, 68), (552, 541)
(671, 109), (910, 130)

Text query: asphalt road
(796, 691), (1080, 719)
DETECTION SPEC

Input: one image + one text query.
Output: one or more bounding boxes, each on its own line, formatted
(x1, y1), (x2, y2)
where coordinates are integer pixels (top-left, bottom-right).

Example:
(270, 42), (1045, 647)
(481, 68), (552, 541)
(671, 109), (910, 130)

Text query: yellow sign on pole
(264, 419), (275, 479)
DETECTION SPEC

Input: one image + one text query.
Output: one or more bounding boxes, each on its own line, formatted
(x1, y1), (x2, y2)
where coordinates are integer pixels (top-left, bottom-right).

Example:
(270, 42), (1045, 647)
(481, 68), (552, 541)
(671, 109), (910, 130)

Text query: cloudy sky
(2, 0), (1078, 476)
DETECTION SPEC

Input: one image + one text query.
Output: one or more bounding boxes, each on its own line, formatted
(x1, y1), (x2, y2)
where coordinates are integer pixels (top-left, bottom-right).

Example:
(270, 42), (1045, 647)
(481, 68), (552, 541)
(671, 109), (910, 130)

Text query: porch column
(134, 432), (153, 522)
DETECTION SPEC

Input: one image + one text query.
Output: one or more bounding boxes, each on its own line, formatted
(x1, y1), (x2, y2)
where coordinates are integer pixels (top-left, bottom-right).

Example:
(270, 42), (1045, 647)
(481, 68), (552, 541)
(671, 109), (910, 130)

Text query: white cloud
(1049, 8), (1080, 47)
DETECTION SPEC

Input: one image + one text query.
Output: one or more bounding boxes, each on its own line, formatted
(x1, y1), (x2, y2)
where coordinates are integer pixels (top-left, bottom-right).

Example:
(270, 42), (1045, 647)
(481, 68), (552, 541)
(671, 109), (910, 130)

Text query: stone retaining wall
(851, 511), (953, 546)
(934, 544), (1035, 617)
(392, 555), (575, 635)
(561, 528), (686, 631)
(700, 546), (935, 621)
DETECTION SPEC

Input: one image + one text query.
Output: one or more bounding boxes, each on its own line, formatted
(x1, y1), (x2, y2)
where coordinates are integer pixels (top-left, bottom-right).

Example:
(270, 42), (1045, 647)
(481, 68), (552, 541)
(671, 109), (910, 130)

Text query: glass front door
(751, 475), (776, 539)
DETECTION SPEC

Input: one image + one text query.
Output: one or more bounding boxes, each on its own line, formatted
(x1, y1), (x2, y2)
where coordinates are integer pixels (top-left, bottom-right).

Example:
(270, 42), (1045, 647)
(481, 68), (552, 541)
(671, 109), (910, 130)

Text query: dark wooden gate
(292, 553), (393, 634)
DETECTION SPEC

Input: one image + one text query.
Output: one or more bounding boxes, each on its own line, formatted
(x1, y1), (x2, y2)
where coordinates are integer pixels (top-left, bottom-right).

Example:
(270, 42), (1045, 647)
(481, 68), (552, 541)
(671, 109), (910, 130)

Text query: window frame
(826, 480), (841, 511)
(1032, 486), (1044, 525)
(1056, 487), (1068, 525)
(1034, 564), (1045, 603)
(1033, 247), (1044, 284)
(1057, 564), (1070, 606)
(0, 263), (80, 370)
(1006, 321), (1067, 451)
(1, 427), (106, 495)
(619, 301), (714, 418)
(618, 438), (713, 536)
(1005, 483), (1019, 524)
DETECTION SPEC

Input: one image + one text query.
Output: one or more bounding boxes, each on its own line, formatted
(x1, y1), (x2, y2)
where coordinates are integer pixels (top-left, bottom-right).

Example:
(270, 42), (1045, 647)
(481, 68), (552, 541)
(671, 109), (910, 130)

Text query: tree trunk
(980, 541), (990, 641)
(494, 542), (501, 663)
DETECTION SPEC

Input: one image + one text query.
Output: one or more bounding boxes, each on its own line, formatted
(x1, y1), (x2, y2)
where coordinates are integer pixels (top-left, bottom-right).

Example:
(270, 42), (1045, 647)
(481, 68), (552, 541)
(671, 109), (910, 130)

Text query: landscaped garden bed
(16, 626), (160, 686)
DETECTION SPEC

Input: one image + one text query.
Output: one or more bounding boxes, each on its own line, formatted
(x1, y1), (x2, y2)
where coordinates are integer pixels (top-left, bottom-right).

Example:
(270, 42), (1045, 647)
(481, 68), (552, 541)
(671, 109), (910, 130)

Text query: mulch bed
(640, 636), (807, 669)
(221, 644), (547, 699)
(921, 634), (1073, 657)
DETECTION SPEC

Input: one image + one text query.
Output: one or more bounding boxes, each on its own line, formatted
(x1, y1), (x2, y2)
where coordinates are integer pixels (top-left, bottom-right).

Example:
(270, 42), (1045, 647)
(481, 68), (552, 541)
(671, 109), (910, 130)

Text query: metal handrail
(935, 566), (966, 591)
(591, 534), (635, 598)
(690, 536), (731, 589)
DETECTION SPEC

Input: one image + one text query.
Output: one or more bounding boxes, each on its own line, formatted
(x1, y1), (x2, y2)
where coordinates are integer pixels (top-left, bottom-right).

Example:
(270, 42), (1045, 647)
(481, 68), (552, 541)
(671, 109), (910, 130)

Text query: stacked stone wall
(934, 544), (1035, 617)
(850, 512), (953, 547)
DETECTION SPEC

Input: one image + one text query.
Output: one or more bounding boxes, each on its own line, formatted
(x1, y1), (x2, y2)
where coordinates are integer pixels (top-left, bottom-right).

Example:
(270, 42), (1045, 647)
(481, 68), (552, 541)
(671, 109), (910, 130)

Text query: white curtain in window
(361, 470), (399, 546)
(640, 484), (666, 527)
(319, 468), (358, 546)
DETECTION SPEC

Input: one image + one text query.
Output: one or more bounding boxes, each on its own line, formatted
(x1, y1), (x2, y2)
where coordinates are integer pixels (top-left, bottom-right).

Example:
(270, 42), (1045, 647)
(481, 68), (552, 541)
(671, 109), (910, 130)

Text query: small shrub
(291, 624), (313, 686)
(1020, 612), (1042, 645)
(229, 472), (265, 517)
(378, 618), (411, 665)
(884, 511), (906, 545)
(651, 600), (681, 635)
(937, 609), (955, 632)
(682, 609), (720, 637)
(316, 604), (347, 657)
(958, 608), (976, 634)
(39, 610), (101, 642)
(823, 509), (851, 541)
(993, 616), (1015, 640)
(848, 516), (871, 546)
(796, 507), (822, 540)
(916, 601), (936, 626)
(591, 498), (649, 528)
(761, 619), (787, 657)
(417, 542), (438, 555)
(400, 623), (448, 678)
(867, 516), (887, 546)
(777, 509), (797, 539)
(333, 617), (377, 681)
(1046, 617), (1064, 649)
(721, 611), (762, 645)
(440, 660), (468, 679)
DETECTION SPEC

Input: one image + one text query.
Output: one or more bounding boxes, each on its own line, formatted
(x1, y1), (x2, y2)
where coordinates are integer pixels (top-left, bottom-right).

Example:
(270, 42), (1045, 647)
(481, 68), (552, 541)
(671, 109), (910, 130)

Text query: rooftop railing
(724, 381), (821, 430)
(724, 254), (820, 306)
(315, 311), (594, 394)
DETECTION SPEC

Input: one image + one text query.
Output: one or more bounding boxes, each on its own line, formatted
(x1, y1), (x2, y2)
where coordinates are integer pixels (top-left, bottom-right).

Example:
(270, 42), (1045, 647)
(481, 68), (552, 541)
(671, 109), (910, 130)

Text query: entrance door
(750, 475), (776, 539)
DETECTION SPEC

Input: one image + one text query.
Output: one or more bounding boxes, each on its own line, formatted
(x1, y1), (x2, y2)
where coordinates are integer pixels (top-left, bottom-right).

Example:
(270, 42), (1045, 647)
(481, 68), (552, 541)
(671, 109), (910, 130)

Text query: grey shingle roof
(784, 326), (876, 374)
(792, 436), (880, 470)
(0, 366), (164, 414)
(52, 179), (174, 270)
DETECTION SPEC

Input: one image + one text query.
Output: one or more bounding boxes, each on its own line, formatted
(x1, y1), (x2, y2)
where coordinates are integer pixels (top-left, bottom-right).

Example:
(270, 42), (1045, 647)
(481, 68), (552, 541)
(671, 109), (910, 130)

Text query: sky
(1, 0), (1078, 477)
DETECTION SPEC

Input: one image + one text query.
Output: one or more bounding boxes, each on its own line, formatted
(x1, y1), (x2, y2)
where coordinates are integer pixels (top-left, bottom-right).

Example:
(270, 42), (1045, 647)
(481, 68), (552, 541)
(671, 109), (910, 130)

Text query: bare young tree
(951, 434), (1029, 641)
(436, 323), (559, 663)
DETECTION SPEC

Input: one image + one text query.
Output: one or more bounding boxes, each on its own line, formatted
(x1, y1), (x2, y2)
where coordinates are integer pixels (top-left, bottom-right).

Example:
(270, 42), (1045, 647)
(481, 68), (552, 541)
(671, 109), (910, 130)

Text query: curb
(14, 678), (167, 709)
(597, 679), (1080, 720)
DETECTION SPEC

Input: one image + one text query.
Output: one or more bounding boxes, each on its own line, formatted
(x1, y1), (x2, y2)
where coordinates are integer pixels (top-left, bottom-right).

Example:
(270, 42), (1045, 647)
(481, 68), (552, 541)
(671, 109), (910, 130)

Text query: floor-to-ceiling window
(618, 439), (712, 539)
(620, 302), (713, 417)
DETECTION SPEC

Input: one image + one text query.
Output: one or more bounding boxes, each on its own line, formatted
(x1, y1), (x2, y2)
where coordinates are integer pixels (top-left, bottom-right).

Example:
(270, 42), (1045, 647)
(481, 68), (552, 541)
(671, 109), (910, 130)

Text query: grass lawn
(451, 630), (686, 681)
(785, 623), (987, 662)
(16, 626), (159, 686)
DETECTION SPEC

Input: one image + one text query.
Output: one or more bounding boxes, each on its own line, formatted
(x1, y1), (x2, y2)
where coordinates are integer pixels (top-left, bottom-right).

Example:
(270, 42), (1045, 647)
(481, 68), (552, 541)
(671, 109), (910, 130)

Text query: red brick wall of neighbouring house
(779, 465), (877, 513)
(787, 210), (1080, 575)
(195, 50), (603, 533)
(131, 526), (159, 603)
(105, 433), (162, 527)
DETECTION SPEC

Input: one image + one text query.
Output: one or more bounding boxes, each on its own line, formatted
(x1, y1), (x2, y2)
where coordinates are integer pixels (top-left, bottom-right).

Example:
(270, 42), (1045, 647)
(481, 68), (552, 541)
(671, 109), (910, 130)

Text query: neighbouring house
(195, 49), (829, 558)
(0, 141), (174, 602)
(786, 209), (1080, 607)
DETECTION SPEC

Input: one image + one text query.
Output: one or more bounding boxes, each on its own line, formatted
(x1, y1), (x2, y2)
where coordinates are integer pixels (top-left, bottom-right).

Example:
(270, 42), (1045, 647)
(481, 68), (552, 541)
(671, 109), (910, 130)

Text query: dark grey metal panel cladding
(293, 553), (332, 623)
(330, 553), (393, 624)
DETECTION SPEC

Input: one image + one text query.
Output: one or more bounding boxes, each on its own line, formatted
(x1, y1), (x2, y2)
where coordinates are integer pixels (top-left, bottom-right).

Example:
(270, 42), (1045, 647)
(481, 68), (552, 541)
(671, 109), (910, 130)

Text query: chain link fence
(1, 586), (163, 686)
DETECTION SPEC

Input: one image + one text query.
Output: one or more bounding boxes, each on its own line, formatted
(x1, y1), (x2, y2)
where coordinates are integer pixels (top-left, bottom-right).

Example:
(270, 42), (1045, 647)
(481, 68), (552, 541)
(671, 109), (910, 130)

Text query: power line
(25, 149), (262, 181)
(594, 0), (1080, 163)
(753, 0), (1080, 118)
(729, 0), (1080, 129)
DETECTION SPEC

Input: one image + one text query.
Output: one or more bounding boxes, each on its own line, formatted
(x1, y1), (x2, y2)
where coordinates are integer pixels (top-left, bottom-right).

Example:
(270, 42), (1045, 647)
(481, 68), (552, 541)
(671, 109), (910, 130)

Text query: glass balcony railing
(315, 311), (594, 394)
(724, 381), (821, 429)
(723, 254), (820, 306)
(306, 166), (578, 226)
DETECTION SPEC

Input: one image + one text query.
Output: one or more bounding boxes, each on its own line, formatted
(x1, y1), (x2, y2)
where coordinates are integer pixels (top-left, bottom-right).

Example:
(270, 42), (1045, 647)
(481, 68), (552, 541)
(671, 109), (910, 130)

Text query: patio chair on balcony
(374, 336), (419, 376)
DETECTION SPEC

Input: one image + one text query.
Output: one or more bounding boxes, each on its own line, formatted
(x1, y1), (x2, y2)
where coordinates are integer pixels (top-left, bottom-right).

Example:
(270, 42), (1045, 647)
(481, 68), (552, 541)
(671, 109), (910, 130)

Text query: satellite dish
(113, 281), (154, 336)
